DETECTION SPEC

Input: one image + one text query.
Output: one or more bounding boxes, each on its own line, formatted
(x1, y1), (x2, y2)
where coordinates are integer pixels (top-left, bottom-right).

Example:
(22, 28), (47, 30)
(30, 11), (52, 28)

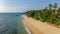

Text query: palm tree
(49, 4), (52, 10)
(53, 3), (58, 11)
(45, 7), (48, 10)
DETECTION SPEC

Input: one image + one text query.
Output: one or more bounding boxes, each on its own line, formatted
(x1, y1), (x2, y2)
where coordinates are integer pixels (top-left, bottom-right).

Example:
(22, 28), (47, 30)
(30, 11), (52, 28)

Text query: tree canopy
(25, 3), (60, 25)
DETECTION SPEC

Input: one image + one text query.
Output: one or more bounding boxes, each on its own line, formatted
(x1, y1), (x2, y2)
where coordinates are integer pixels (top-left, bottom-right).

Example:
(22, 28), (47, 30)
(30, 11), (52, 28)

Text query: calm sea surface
(0, 13), (27, 34)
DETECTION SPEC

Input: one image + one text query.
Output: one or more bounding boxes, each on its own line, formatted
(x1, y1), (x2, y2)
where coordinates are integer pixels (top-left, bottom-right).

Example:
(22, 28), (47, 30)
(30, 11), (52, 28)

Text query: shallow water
(0, 13), (27, 34)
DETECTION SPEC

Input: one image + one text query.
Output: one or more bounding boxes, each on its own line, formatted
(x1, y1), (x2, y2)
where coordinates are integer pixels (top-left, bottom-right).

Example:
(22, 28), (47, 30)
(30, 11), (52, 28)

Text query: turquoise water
(0, 13), (27, 34)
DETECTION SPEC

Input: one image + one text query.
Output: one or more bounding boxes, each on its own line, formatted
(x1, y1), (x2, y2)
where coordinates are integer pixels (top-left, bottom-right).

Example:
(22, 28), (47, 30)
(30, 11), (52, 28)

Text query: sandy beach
(23, 15), (44, 34)
(23, 15), (60, 34)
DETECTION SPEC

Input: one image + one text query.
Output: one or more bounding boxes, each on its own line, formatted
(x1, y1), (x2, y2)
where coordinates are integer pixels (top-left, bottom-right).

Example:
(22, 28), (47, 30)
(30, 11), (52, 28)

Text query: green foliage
(26, 3), (60, 25)
(53, 3), (57, 9)
(55, 19), (60, 25)
(58, 7), (60, 14)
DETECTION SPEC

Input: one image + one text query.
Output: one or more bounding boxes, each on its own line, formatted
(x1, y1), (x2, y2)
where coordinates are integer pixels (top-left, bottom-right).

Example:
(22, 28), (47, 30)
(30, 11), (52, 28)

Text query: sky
(0, 0), (60, 13)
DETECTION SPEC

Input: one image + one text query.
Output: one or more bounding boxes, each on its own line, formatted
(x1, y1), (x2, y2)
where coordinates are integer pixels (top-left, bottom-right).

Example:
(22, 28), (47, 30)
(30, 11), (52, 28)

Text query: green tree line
(25, 3), (60, 25)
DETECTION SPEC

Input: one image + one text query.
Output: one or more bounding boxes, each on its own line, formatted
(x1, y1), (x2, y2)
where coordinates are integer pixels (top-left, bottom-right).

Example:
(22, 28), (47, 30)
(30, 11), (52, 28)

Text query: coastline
(22, 15), (31, 34)
(23, 15), (44, 34)
(23, 15), (60, 34)
(23, 20), (32, 34)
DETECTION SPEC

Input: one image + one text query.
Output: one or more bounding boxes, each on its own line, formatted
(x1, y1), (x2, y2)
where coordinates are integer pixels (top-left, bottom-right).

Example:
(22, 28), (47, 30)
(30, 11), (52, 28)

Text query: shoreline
(22, 15), (31, 34)
(23, 15), (60, 34)
(23, 20), (31, 34)
(23, 15), (44, 34)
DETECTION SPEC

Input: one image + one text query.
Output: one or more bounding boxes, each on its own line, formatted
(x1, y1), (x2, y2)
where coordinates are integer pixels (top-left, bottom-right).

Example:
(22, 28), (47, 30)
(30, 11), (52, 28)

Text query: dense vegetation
(25, 3), (60, 25)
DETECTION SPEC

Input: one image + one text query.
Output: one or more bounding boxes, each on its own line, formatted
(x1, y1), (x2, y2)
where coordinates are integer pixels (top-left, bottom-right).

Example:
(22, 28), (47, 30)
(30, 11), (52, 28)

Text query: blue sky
(0, 0), (60, 13)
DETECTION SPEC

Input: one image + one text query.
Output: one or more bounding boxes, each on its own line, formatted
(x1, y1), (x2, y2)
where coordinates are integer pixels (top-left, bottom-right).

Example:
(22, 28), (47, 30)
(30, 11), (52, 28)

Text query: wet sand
(23, 15), (60, 34)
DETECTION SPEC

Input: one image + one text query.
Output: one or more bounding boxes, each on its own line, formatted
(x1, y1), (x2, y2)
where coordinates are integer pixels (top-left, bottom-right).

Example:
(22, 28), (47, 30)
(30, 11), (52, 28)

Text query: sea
(0, 13), (27, 34)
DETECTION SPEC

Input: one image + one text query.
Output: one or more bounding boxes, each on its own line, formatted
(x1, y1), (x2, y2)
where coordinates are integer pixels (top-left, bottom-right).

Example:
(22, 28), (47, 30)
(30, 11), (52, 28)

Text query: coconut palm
(45, 7), (48, 10)
(53, 3), (58, 11)
(49, 4), (52, 10)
